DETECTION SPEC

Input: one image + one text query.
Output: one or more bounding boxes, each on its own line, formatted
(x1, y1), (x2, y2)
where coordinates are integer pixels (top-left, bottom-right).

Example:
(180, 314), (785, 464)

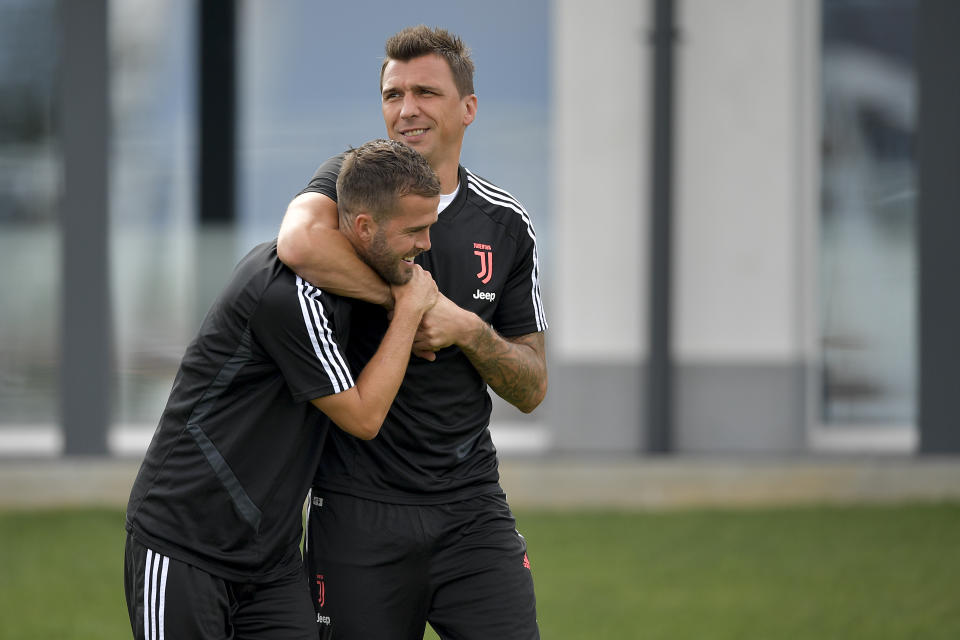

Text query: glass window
(237, 0), (551, 253)
(0, 0), (60, 440)
(1, 1), (551, 454)
(819, 0), (916, 429)
(109, 0), (197, 436)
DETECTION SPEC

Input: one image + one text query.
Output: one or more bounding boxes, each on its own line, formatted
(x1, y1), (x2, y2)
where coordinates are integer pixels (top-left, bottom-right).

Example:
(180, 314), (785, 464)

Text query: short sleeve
(297, 153), (345, 202)
(251, 270), (355, 402)
(492, 222), (548, 337)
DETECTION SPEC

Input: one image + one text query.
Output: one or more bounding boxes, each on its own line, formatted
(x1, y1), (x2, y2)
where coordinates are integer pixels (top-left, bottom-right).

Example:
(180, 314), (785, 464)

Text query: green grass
(0, 508), (130, 640)
(2, 504), (959, 639)
(516, 505), (960, 639)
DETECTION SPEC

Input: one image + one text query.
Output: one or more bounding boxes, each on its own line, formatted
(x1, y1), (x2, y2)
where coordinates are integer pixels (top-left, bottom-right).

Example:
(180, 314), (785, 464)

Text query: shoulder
(462, 168), (539, 239)
(300, 153), (347, 199)
(236, 242), (320, 315)
(260, 263), (334, 312)
(222, 241), (283, 299)
(255, 269), (352, 346)
(317, 152), (346, 175)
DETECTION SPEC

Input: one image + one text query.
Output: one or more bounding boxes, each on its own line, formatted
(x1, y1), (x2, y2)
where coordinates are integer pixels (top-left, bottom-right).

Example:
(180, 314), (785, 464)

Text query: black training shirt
(125, 241), (353, 581)
(301, 155), (547, 504)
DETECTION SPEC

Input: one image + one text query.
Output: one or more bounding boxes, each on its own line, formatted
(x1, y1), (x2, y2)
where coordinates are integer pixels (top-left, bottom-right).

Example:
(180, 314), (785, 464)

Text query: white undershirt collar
(437, 181), (461, 214)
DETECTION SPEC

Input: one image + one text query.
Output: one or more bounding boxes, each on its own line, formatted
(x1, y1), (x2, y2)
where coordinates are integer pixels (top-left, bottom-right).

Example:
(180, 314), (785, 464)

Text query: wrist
(376, 285), (395, 311)
(456, 310), (486, 350)
(392, 302), (426, 330)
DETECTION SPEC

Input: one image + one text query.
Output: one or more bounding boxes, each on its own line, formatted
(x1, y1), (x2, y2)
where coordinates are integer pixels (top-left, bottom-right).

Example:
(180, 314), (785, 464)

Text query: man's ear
(353, 213), (377, 243)
(462, 94), (477, 127)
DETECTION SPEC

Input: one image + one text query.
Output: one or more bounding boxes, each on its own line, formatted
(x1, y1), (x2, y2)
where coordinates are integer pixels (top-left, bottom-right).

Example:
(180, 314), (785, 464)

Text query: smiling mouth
(402, 128), (428, 138)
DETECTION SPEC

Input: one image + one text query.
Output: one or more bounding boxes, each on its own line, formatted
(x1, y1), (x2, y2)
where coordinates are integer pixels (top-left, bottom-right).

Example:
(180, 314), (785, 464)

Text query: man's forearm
(412, 295), (548, 411)
(311, 267), (437, 440)
(311, 302), (423, 440)
(347, 301), (424, 429)
(285, 225), (391, 305)
(277, 193), (393, 307)
(460, 327), (547, 414)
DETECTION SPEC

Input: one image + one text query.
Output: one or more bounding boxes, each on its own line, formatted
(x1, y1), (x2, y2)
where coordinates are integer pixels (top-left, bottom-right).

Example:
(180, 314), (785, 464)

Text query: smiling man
(278, 26), (548, 640)
(123, 139), (440, 640)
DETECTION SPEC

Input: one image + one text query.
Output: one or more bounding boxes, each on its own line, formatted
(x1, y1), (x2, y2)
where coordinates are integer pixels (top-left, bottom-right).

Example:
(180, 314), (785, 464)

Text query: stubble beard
(361, 229), (412, 286)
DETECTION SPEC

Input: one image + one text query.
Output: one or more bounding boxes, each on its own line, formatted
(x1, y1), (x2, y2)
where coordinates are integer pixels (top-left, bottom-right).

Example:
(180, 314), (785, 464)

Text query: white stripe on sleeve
(465, 171), (548, 331)
(295, 277), (354, 393)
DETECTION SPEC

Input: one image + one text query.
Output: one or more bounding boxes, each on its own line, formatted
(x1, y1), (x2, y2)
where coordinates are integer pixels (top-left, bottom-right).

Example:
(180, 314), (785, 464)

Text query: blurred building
(1, 0), (956, 458)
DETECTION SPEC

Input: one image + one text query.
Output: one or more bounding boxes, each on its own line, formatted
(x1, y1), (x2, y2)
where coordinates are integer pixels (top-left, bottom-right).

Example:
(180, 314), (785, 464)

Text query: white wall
(548, 0), (651, 452)
(674, 0), (817, 364)
(549, 0), (818, 452)
(552, 0), (650, 363)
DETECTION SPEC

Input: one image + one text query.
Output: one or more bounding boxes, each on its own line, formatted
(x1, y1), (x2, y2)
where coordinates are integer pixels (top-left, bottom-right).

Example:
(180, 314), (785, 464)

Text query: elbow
(349, 415), (384, 441)
(354, 426), (381, 441)
(276, 227), (307, 272)
(516, 377), (548, 414)
(516, 397), (544, 414)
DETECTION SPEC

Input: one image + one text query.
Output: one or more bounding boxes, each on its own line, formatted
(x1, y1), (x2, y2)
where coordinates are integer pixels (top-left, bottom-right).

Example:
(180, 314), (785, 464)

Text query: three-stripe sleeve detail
(295, 277), (354, 393)
(143, 549), (170, 640)
(465, 170), (548, 331)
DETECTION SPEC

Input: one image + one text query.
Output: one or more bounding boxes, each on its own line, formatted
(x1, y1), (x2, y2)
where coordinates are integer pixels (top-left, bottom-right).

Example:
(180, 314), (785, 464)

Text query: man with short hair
(278, 25), (547, 640)
(123, 139), (440, 640)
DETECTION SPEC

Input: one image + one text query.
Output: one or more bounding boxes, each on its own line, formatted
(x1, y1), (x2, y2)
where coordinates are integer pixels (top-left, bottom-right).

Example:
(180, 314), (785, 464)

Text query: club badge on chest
(472, 242), (495, 302)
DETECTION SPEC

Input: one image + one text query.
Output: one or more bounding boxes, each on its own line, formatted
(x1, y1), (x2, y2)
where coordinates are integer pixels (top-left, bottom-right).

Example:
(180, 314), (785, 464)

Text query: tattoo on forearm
(465, 327), (546, 412)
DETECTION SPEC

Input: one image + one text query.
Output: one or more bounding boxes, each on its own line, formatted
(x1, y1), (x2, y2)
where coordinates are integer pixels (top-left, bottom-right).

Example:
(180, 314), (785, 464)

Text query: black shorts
(123, 533), (316, 640)
(305, 491), (539, 640)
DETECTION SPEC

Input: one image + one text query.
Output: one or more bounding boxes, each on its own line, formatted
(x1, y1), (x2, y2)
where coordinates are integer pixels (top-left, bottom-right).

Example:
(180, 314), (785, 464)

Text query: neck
(427, 142), (463, 193)
(340, 224), (362, 252)
(433, 160), (460, 194)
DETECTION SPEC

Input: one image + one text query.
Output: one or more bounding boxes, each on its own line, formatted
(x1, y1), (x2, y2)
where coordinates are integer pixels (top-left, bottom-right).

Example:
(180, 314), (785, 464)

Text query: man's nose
(416, 231), (431, 252)
(400, 94), (420, 118)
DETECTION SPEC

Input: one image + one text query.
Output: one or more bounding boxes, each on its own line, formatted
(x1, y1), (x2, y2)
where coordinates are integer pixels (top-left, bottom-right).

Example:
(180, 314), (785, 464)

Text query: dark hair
(336, 139), (440, 223)
(379, 25), (475, 97)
